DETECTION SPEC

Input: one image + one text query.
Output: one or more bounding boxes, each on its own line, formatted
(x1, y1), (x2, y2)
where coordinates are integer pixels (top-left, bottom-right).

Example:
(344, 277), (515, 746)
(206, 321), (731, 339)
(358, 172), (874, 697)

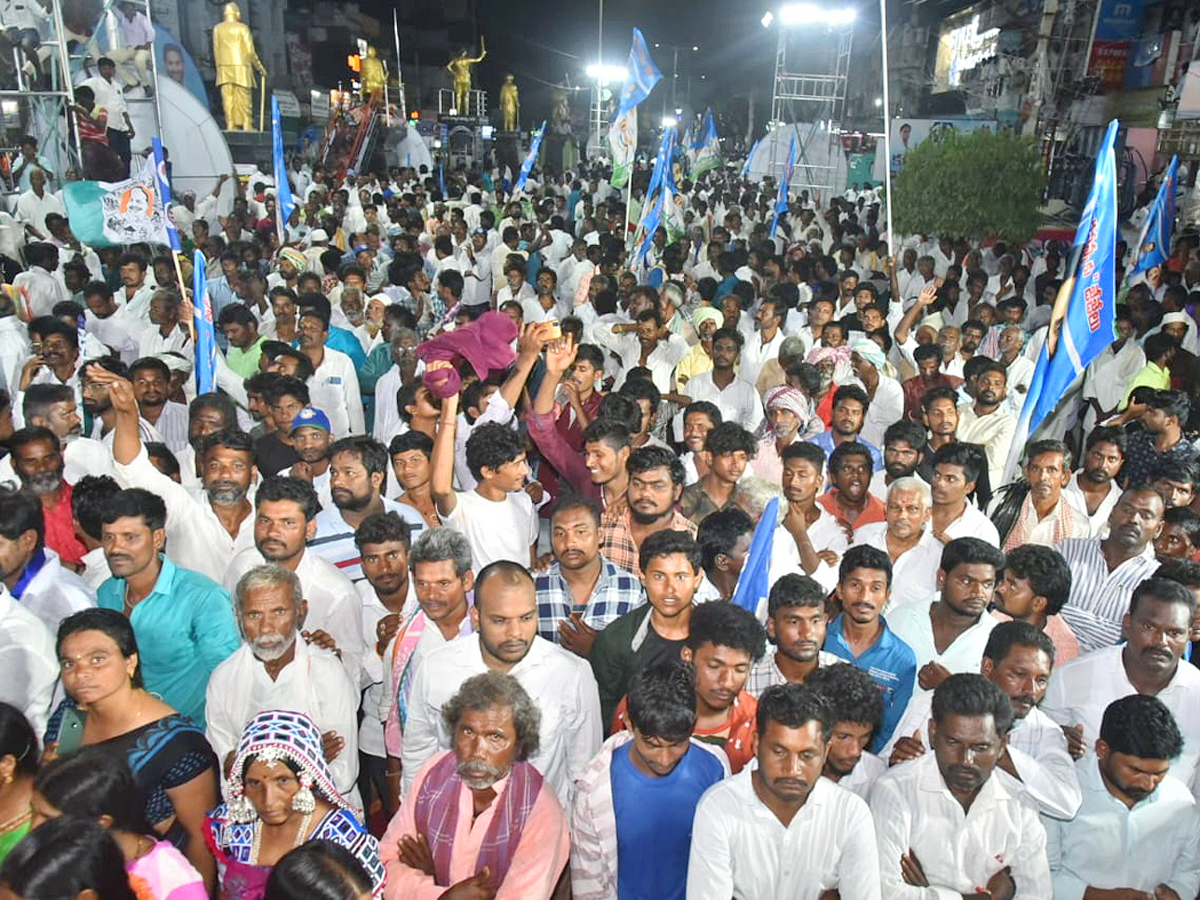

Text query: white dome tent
(745, 122), (848, 198)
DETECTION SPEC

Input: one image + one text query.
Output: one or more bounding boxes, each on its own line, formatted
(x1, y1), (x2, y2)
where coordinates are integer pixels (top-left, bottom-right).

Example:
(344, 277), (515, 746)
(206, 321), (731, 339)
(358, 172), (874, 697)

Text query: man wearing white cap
(852, 336), (904, 449)
(304, 228), (330, 272)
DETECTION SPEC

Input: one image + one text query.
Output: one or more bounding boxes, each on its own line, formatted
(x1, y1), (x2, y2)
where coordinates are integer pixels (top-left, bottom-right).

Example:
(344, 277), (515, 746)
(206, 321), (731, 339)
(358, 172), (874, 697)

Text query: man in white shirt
(81, 58), (134, 171)
(13, 242), (68, 317)
(870, 673), (1051, 898)
(297, 302), (363, 437)
(806, 662), (890, 802)
(592, 305), (688, 393)
(1080, 309), (1145, 432)
(82, 280), (142, 364)
(1062, 425), (1124, 537)
(400, 560), (602, 807)
(1046, 694), (1200, 899)
(0, 582), (58, 737)
(110, 0), (154, 88)
(928, 444), (1001, 546)
(223, 475), (366, 687)
(687, 682), (882, 900)
(95, 362), (256, 583)
(739, 296), (788, 387)
(954, 361), (1016, 491)
(15, 171), (66, 240)
(309, 436), (427, 583)
(887, 537), (1002, 697)
(1043, 577), (1200, 792)
(0, 485), (95, 631)
(853, 477), (943, 611)
(679, 327), (764, 433)
(768, 442), (848, 593)
(884, 622), (1082, 821)
(205, 563), (361, 801)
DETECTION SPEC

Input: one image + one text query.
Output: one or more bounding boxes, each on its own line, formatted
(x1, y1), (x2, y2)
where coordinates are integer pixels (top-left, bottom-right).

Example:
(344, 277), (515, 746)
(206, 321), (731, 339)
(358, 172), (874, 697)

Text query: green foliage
(891, 128), (1046, 244)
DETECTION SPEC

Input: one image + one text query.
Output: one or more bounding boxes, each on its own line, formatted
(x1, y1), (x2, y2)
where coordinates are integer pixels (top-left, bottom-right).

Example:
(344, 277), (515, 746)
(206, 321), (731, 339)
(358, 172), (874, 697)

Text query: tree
(891, 128), (1046, 244)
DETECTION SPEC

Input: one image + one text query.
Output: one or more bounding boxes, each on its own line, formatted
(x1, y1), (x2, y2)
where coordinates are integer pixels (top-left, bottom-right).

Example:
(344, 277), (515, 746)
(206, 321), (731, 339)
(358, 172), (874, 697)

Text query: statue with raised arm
(499, 73), (519, 131)
(446, 37), (485, 114)
(212, 2), (266, 131)
(360, 45), (387, 100)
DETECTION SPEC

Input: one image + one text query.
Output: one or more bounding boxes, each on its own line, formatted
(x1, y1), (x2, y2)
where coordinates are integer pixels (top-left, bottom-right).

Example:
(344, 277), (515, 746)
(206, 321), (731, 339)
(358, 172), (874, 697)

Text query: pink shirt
(380, 751), (570, 900)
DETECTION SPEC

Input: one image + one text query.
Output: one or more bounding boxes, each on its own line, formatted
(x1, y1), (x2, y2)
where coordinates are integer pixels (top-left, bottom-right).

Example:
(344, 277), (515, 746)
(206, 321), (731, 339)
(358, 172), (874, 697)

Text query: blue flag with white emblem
(191, 250), (218, 394)
(1003, 119), (1119, 483)
(515, 121), (547, 193)
(1130, 154), (1177, 279)
(608, 28), (662, 188)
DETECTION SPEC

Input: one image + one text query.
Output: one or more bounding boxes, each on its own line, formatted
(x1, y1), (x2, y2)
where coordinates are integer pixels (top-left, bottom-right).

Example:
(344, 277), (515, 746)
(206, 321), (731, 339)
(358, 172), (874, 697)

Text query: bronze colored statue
(446, 37), (485, 114)
(360, 45), (386, 100)
(499, 73), (519, 131)
(212, 2), (266, 131)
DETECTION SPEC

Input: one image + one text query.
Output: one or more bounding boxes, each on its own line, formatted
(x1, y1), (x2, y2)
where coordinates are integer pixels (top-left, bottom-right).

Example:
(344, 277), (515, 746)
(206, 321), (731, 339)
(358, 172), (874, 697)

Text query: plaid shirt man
(536, 556), (644, 645)
(744, 649), (841, 698)
(599, 500), (698, 577)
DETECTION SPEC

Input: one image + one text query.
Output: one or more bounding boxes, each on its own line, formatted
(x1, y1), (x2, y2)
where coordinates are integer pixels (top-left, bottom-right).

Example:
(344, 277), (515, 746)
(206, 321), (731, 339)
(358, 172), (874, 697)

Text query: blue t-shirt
(825, 613), (917, 752)
(610, 741), (725, 900)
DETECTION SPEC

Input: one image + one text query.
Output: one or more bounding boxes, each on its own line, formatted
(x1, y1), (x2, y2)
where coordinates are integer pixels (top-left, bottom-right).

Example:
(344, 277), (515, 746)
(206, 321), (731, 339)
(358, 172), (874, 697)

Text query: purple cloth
(417, 312), (518, 398)
(413, 751), (543, 889)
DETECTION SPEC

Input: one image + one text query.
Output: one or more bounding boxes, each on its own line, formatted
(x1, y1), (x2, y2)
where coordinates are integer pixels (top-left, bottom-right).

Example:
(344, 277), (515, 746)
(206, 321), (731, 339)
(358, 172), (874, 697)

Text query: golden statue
(446, 37), (485, 114)
(212, 2), (266, 131)
(499, 73), (519, 131)
(360, 45), (387, 100)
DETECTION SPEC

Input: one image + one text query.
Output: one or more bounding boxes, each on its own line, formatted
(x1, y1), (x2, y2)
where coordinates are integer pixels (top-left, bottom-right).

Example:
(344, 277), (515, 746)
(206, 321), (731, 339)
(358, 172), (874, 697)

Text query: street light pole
(880, 0), (894, 245)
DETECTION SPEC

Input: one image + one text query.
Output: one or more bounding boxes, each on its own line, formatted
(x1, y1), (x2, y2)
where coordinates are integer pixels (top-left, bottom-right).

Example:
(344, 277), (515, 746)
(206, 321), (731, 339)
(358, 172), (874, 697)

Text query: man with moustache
(1046, 695), (1200, 900)
(536, 497), (643, 658)
(997, 439), (1087, 552)
(884, 622), (1082, 820)
(870, 674), (1051, 899)
(852, 478), (942, 610)
(747, 574), (839, 697)
(954, 361), (1015, 491)
(381, 672), (570, 899)
(1044, 578), (1200, 786)
(400, 560), (602, 806)
(96, 488), (239, 726)
(0, 384), (112, 483)
(600, 447), (696, 577)
(222, 475), (366, 685)
(687, 684), (882, 899)
(205, 563), (361, 800)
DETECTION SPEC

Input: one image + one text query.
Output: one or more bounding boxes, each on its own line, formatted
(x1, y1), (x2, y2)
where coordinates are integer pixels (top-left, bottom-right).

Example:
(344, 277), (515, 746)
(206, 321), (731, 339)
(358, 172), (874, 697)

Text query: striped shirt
(308, 497), (427, 583)
(599, 501), (697, 578)
(745, 650), (840, 698)
(1055, 538), (1159, 653)
(536, 557), (643, 645)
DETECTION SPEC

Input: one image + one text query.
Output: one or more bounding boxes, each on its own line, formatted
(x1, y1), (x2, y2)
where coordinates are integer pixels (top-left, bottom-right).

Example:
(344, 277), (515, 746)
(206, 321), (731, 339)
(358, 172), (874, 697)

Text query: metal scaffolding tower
(767, 19), (853, 196)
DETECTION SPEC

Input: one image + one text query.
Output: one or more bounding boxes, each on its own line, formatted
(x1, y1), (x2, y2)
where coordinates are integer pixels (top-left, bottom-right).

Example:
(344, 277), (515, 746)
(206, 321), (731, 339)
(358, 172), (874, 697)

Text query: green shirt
(1121, 360), (1170, 408)
(225, 334), (267, 379)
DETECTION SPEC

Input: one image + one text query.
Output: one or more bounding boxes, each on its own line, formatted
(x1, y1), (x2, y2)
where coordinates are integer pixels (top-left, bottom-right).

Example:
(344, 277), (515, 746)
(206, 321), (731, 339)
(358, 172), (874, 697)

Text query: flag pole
(879, 0), (894, 248)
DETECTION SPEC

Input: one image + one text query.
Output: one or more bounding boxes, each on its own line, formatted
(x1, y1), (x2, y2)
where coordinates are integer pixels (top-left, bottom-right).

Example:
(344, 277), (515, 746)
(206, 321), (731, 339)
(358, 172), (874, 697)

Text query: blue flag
(515, 121), (547, 193)
(730, 497), (779, 614)
(271, 95), (295, 245)
(438, 164), (446, 198)
(770, 138), (796, 237)
(633, 191), (664, 265)
(608, 28), (663, 189)
(616, 29), (662, 120)
(1004, 119), (1119, 483)
(645, 126), (676, 202)
(191, 250), (218, 394)
(691, 107), (720, 178)
(1130, 154), (1177, 279)
(150, 137), (180, 252)
(741, 138), (761, 180)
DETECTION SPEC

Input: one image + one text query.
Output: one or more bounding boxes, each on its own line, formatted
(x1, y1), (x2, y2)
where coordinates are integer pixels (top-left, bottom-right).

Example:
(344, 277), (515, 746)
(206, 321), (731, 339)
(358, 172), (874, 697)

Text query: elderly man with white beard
(204, 563), (362, 806)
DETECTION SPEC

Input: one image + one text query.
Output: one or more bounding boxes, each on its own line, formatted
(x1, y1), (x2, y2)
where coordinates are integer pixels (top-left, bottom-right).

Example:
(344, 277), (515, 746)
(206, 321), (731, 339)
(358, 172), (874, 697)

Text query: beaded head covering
(224, 710), (349, 823)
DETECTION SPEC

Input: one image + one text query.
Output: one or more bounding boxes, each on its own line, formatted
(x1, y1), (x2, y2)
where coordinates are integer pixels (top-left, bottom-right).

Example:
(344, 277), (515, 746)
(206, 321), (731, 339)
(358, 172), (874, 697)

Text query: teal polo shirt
(97, 555), (240, 727)
(824, 612), (917, 752)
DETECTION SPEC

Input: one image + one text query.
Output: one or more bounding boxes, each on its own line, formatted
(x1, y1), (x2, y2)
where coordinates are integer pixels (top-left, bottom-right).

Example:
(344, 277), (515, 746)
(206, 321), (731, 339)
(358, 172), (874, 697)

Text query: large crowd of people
(0, 145), (1198, 900)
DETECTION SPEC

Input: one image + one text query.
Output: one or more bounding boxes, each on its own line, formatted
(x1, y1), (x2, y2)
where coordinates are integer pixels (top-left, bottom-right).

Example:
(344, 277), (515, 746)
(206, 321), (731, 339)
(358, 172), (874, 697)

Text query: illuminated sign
(934, 11), (1000, 91)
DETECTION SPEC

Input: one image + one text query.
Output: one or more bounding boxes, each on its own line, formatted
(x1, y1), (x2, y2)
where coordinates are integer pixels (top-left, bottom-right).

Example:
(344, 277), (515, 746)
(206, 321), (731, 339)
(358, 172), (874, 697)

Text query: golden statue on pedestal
(499, 74), (519, 132)
(360, 45), (387, 100)
(212, 2), (266, 131)
(446, 37), (485, 114)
